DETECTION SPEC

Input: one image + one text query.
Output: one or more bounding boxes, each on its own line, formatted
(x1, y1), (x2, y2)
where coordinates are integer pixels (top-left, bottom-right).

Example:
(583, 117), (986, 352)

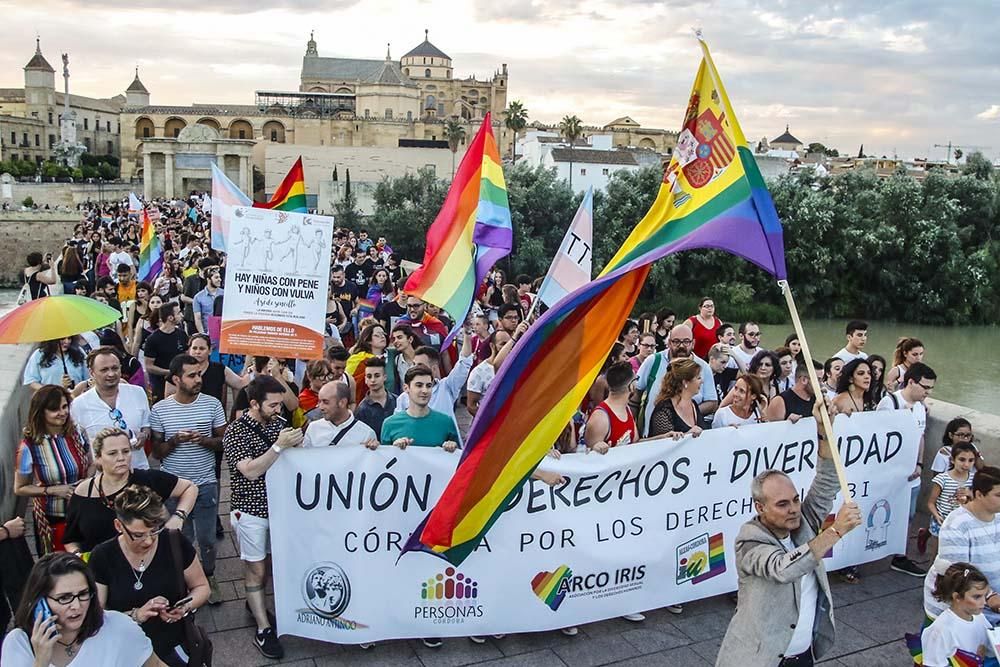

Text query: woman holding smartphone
(88, 484), (209, 666)
(1, 552), (162, 666)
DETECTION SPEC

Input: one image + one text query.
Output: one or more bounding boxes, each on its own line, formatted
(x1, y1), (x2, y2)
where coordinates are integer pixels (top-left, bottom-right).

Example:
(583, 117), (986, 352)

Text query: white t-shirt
(711, 406), (760, 429)
(70, 384), (151, 470)
(833, 347), (868, 363)
(466, 360), (496, 395)
(920, 608), (992, 667)
(303, 416), (376, 448)
(877, 390), (927, 488)
(108, 251), (133, 275)
(932, 443), (981, 474)
(779, 535), (819, 656)
(1, 610), (152, 666)
(730, 345), (758, 371)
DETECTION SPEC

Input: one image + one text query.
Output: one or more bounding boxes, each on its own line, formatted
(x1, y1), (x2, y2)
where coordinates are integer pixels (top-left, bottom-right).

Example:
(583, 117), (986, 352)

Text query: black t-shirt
(90, 531), (195, 656)
(330, 282), (357, 316)
(713, 367), (738, 402)
(181, 275), (204, 322)
(63, 469), (179, 552)
(143, 328), (189, 377)
(345, 261), (374, 290)
(375, 300), (406, 328)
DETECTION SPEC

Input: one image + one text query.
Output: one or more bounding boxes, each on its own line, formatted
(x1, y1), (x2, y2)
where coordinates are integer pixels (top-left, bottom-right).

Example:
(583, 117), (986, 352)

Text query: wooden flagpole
(779, 280), (851, 498)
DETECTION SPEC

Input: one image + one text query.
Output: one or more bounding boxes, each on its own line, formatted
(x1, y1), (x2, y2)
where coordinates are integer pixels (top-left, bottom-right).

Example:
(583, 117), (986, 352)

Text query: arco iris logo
(421, 567), (479, 601)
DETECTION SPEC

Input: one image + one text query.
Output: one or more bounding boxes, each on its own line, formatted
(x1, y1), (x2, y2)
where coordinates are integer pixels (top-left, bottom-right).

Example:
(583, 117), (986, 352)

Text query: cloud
(977, 105), (1000, 121)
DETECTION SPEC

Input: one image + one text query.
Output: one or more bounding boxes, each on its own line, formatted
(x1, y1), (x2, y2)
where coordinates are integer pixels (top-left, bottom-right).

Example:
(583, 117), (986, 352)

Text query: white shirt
(877, 390), (927, 488)
(1, 610), (153, 666)
(920, 608), (992, 667)
(730, 345), (759, 372)
(466, 360), (496, 395)
(779, 535), (819, 655)
(636, 352), (715, 437)
(711, 406), (759, 429)
(108, 251), (133, 276)
(833, 347), (868, 363)
(303, 416), (376, 448)
(70, 384), (151, 469)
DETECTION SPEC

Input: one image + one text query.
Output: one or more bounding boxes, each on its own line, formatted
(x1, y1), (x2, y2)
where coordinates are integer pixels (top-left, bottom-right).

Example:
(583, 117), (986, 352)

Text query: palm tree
(559, 115), (584, 190)
(504, 100), (529, 164)
(443, 118), (466, 178)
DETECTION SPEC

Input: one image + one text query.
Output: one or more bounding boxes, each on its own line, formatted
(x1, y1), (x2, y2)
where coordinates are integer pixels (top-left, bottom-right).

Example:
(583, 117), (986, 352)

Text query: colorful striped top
(17, 428), (92, 518)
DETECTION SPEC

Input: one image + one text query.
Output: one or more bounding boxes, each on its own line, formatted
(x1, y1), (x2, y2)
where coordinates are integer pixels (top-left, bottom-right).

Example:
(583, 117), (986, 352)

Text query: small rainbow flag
(254, 156), (307, 213)
(905, 632), (991, 666)
(403, 36), (787, 564)
(138, 208), (162, 283)
(404, 113), (512, 348)
(691, 533), (727, 584)
(531, 565), (571, 611)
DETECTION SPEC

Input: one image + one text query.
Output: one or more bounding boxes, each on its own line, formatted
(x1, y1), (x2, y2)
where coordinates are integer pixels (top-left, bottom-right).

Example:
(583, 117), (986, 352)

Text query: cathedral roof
(402, 30), (450, 60)
(25, 38), (55, 73)
(127, 68), (149, 94)
(364, 60), (417, 87)
(301, 57), (386, 82)
(772, 125), (802, 145)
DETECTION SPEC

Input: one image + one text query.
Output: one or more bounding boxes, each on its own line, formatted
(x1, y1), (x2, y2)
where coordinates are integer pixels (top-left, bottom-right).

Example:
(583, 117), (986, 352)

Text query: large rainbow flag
(404, 113), (512, 347)
(403, 36), (787, 564)
(138, 208), (163, 282)
(254, 156), (308, 213)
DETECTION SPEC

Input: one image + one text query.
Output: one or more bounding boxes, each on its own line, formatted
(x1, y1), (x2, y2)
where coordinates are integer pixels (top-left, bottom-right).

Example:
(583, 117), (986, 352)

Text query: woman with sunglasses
(63, 429), (196, 558)
(13, 386), (93, 555)
(88, 484), (210, 667)
(2, 551), (162, 666)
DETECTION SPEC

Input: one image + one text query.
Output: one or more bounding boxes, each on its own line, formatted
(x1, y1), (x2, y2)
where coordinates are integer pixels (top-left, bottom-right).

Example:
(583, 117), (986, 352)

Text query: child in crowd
(932, 418), (982, 473)
(921, 443), (978, 554)
(921, 562), (994, 667)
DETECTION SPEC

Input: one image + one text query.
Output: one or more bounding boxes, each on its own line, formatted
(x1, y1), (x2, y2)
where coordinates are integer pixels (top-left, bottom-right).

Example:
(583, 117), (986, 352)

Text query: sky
(1, 0), (998, 161)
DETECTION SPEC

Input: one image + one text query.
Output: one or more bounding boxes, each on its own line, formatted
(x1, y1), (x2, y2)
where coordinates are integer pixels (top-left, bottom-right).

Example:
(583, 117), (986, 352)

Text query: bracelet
(271, 443), (282, 455)
(828, 526), (842, 538)
(173, 509), (189, 520)
(0, 526), (9, 539)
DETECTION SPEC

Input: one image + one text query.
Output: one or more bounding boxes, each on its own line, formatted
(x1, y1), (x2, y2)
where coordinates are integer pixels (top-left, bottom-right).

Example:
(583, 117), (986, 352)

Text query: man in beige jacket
(717, 403), (862, 667)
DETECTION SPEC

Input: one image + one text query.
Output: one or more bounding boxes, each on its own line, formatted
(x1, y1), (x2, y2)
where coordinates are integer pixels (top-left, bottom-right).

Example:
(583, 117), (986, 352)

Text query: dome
(402, 30), (450, 61)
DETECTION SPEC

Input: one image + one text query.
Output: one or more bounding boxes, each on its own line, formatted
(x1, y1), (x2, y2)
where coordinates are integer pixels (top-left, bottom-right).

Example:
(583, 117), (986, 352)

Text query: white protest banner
(220, 206), (334, 359)
(268, 411), (916, 643)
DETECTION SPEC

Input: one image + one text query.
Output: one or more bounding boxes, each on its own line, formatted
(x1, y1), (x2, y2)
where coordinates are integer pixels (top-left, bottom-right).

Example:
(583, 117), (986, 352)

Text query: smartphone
(34, 597), (52, 623)
(167, 595), (193, 612)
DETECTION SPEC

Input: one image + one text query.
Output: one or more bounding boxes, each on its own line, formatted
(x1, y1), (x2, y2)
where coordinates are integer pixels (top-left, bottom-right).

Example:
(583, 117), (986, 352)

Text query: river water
(0, 291), (995, 414)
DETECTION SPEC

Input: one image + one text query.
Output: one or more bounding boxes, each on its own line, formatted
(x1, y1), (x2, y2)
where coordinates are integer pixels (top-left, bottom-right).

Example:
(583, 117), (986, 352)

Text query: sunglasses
(109, 408), (128, 431)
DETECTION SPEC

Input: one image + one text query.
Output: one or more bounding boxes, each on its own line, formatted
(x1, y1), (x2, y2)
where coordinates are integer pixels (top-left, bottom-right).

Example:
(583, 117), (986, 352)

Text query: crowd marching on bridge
(1, 192), (997, 667)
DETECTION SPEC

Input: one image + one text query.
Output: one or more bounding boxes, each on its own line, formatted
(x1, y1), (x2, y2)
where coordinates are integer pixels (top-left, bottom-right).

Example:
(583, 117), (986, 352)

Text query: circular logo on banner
(302, 562), (351, 619)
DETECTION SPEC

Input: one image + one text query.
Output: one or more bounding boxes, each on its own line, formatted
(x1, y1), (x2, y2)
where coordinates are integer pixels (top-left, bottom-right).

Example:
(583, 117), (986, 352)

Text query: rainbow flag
(905, 632), (992, 666)
(210, 162), (251, 252)
(691, 533), (727, 583)
(402, 36), (787, 564)
(138, 208), (163, 282)
(404, 113), (512, 347)
(254, 156), (307, 213)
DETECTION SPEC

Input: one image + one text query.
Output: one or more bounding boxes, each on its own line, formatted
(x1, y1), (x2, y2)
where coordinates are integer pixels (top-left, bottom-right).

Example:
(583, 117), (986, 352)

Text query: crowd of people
(0, 194), (994, 666)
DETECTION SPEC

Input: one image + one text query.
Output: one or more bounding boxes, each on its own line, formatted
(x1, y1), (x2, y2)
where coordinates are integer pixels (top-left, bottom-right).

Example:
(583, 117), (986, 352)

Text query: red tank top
(688, 316), (722, 359)
(593, 401), (637, 447)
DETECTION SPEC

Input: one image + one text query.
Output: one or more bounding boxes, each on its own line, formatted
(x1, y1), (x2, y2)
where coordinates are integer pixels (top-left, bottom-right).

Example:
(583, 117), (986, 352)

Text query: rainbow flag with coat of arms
(402, 36), (788, 564)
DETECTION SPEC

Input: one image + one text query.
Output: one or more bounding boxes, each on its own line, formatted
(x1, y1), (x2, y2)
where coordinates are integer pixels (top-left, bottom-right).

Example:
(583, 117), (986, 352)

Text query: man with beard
(223, 376), (303, 659)
(730, 321), (763, 372)
(150, 354), (228, 605)
(193, 267), (224, 335)
(635, 323), (717, 436)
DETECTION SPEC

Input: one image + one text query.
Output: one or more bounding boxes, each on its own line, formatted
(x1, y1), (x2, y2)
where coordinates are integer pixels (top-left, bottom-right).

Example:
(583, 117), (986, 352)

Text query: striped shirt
(149, 393), (226, 486)
(929, 506), (1000, 623)
(931, 471), (974, 523)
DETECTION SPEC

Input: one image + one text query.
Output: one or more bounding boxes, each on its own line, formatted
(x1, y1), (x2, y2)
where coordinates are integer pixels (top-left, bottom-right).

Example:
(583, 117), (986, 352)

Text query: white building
(519, 130), (645, 194)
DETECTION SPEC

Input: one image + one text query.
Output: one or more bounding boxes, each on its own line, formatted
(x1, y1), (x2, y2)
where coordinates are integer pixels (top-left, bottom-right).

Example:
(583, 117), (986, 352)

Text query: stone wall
(0, 212), (80, 286)
(2, 182), (134, 209)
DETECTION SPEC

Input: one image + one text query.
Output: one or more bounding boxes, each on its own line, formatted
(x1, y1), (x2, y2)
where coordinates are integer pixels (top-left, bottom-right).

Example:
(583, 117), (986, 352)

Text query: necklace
(131, 557), (148, 590)
(56, 638), (78, 657)
(97, 473), (127, 510)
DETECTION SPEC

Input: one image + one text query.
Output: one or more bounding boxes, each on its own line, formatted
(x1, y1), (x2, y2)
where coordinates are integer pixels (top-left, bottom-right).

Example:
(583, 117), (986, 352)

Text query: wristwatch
(270, 444), (282, 455)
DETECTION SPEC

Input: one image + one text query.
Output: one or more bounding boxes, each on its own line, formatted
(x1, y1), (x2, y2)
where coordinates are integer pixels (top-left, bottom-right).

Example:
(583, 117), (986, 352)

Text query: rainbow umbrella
(0, 295), (122, 344)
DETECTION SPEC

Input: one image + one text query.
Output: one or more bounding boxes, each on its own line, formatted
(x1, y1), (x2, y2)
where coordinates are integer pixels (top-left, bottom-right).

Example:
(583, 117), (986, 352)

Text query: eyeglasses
(745, 332), (761, 337)
(669, 339), (693, 346)
(48, 589), (93, 606)
(639, 343), (655, 348)
(109, 408), (128, 431)
(121, 522), (166, 541)
(917, 383), (935, 391)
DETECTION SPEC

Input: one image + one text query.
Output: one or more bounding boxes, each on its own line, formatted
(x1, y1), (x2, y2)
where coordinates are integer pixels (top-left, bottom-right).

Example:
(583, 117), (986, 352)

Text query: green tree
(504, 100), (528, 164)
(504, 163), (578, 277)
(443, 118), (466, 178)
(962, 151), (993, 180)
(369, 168), (449, 261)
(558, 115), (583, 191)
(334, 168), (361, 227)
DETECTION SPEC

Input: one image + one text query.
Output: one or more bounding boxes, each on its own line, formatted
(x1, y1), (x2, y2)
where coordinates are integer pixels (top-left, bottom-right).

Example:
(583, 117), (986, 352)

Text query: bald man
(302, 381), (378, 449)
(635, 323), (718, 436)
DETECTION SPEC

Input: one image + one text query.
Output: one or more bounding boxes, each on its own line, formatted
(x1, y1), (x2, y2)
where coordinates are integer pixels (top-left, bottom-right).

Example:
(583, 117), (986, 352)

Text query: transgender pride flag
(211, 162), (251, 252)
(536, 187), (593, 309)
